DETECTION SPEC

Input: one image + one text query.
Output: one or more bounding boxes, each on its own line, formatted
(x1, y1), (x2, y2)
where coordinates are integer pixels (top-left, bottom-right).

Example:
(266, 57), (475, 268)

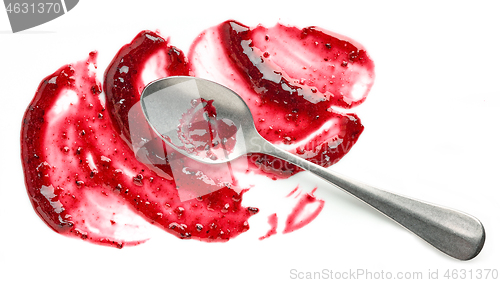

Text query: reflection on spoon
(141, 76), (485, 260)
(175, 97), (238, 161)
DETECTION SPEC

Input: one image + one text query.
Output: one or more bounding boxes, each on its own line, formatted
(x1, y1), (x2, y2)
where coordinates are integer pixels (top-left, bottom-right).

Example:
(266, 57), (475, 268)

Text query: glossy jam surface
(21, 20), (374, 247)
(21, 53), (253, 247)
(189, 21), (373, 178)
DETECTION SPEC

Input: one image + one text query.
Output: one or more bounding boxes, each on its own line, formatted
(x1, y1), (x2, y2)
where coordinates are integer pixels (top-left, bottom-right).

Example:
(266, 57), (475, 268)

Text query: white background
(1, 0), (499, 282)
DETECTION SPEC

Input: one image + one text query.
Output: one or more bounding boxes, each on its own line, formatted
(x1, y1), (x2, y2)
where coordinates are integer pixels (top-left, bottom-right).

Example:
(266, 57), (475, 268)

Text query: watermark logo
(3, 0), (79, 33)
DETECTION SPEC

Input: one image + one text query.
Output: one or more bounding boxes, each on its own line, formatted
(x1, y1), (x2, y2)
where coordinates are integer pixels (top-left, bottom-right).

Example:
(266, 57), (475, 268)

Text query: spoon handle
(253, 138), (485, 260)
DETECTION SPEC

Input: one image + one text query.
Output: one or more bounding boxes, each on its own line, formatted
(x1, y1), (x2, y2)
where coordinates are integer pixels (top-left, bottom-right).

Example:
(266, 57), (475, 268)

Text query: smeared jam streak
(259, 213), (278, 240)
(21, 20), (374, 247)
(190, 21), (373, 178)
(283, 188), (325, 234)
(21, 49), (253, 248)
(259, 187), (324, 240)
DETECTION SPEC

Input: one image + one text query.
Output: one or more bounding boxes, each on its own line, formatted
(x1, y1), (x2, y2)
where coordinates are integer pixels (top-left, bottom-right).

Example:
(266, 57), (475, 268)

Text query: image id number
(6, 2), (62, 14)
(444, 269), (498, 280)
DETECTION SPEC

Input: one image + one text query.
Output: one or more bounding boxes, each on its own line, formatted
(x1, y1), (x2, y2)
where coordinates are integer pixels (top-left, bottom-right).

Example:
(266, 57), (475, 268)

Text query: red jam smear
(21, 51), (253, 247)
(257, 187), (325, 240)
(283, 188), (325, 234)
(189, 20), (373, 178)
(259, 213), (278, 240)
(21, 20), (374, 247)
(103, 30), (191, 142)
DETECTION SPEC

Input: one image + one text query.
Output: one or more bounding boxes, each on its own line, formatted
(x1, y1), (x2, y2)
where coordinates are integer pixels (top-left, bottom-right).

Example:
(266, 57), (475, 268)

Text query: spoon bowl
(140, 76), (257, 163)
(141, 76), (485, 260)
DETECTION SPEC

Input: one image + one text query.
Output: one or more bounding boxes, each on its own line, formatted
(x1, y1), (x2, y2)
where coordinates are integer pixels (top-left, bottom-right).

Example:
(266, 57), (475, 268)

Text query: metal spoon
(140, 76), (485, 260)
